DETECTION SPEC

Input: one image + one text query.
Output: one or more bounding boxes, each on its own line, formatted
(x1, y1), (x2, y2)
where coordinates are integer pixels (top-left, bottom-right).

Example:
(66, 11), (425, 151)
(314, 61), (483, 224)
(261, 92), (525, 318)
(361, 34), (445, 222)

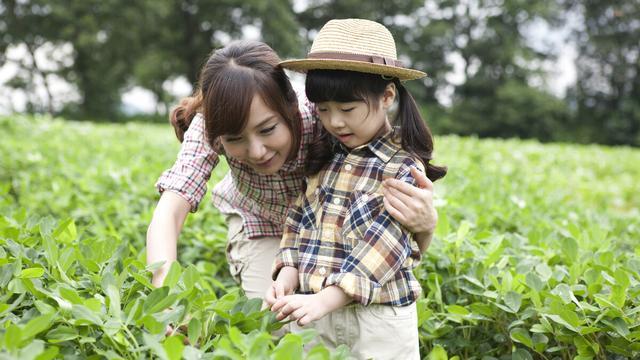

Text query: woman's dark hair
(305, 69), (446, 181)
(170, 41), (300, 160)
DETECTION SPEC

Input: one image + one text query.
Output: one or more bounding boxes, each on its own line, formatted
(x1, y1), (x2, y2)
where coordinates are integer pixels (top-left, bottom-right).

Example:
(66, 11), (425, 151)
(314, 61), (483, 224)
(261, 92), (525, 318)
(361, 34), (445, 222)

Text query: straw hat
(280, 18), (426, 81)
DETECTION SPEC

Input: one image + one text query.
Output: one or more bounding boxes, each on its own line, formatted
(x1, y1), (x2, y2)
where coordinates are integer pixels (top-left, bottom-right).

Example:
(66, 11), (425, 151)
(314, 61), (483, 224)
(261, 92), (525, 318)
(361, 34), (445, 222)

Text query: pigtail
(395, 80), (447, 182)
(169, 89), (204, 143)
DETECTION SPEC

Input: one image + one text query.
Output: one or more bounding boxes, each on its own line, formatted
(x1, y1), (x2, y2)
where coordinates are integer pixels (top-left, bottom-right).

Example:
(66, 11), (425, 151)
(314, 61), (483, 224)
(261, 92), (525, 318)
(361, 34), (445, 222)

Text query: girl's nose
(329, 114), (346, 128)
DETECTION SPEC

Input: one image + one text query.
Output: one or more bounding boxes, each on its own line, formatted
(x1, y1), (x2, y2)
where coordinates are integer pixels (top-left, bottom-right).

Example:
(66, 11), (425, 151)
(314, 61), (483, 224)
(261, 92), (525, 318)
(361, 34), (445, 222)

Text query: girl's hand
(382, 167), (438, 235)
(264, 266), (299, 307)
(270, 285), (350, 326)
(270, 294), (329, 326)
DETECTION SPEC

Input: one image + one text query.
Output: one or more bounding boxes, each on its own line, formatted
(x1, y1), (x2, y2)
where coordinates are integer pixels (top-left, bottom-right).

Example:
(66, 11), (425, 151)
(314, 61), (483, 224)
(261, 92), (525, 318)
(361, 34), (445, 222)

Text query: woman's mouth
(336, 133), (353, 142)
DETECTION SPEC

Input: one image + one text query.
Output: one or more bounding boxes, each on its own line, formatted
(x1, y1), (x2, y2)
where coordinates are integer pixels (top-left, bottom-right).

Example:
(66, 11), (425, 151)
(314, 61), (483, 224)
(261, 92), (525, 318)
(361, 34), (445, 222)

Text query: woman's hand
(382, 167), (438, 252)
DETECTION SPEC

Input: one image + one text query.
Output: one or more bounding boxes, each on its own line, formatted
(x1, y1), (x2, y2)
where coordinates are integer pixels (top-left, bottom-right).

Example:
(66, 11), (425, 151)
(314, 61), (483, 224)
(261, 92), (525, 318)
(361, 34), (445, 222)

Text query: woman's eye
(317, 108), (328, 112)
(260, 125), (277, 134)
(341, 107), (355, 112)
(224, 136), (241, 142)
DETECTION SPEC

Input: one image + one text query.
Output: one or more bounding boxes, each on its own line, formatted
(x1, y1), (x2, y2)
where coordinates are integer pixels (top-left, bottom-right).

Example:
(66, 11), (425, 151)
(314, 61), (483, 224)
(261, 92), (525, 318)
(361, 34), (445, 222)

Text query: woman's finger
(383, 186), (413, 214)
(410, 167), (433, 190)
(382, 194), (407, 224)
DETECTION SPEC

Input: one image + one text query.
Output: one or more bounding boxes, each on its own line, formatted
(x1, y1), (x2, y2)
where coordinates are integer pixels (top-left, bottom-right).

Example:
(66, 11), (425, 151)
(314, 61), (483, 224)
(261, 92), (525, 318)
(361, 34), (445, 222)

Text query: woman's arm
(382, 167), (437, 252)
(146, 191), (191, 287)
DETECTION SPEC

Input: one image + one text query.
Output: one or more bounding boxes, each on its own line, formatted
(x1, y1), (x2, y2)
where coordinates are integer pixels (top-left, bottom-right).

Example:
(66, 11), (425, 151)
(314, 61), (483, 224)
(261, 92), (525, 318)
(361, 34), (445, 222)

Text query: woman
(146, 40), (438, 299)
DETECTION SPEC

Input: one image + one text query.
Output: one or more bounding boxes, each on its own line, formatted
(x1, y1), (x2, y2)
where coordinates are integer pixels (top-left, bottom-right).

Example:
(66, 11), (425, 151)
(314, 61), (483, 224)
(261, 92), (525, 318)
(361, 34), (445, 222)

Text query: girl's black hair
(305, 69), (447, 182)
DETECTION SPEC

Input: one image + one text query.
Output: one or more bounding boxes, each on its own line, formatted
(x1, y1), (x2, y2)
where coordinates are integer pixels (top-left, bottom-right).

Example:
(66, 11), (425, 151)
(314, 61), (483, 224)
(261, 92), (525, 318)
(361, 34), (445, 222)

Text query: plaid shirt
(155, 93), (317, 239)
(274, 129), (424, 306)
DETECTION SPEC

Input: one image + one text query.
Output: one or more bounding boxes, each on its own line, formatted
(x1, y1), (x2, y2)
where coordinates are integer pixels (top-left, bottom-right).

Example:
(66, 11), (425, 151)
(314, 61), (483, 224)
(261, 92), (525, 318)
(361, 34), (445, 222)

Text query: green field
(1, 115), (639, 359)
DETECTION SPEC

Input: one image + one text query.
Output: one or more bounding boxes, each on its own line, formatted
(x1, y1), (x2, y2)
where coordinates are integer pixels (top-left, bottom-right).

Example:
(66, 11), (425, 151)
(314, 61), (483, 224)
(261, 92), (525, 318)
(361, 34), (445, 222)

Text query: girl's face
(316, 84), (396, 149)
(220, 94), (293, 174)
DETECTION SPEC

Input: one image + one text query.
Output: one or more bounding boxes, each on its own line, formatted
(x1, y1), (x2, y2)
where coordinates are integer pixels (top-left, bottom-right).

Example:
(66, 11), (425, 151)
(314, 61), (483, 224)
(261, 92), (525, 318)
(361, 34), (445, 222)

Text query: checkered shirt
(155, 93), (317, 239)
(273, 129), (424, 306)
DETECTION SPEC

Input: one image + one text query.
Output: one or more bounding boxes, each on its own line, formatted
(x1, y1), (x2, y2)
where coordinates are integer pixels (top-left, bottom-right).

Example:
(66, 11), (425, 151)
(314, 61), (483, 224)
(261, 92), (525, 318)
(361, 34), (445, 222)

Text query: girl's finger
(275, 282), (285, 299)
(298, 314), (313, 327)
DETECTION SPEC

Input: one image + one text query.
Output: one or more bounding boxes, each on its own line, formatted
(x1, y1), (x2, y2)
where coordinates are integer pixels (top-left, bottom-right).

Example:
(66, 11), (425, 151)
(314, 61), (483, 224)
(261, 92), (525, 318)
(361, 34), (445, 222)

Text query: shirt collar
(332, 127), (402, 164)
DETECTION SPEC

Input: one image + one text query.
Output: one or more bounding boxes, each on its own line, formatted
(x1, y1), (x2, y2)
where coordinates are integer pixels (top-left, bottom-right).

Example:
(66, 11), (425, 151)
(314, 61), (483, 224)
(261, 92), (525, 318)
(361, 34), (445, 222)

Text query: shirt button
(318, 267), (327, 275)
(344, 164), (352, 171)
(333, 198), (340, 205)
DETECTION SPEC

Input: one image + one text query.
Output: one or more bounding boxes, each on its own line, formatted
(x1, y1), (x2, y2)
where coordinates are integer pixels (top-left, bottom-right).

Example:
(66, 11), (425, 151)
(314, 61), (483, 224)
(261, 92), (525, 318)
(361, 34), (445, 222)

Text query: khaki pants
(292, 302), (420, 360)
(225, 214), (281, 299)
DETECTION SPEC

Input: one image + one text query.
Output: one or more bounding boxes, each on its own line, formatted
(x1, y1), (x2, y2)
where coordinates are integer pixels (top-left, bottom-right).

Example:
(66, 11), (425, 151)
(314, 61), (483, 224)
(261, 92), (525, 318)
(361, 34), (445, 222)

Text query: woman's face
(220, 94), (293, 175)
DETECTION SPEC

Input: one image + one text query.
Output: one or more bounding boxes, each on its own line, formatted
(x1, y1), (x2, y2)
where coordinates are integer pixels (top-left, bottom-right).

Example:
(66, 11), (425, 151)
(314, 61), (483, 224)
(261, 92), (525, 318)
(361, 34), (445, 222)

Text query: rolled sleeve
(155, 114), (219, 212)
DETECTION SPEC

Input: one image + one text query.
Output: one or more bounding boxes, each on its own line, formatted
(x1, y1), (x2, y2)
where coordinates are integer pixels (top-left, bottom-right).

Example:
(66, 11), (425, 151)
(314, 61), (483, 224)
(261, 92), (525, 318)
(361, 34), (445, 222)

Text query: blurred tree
(1, 0), (301, 119)
(443, 0), (569, 140)
(567, 0), (640, 146)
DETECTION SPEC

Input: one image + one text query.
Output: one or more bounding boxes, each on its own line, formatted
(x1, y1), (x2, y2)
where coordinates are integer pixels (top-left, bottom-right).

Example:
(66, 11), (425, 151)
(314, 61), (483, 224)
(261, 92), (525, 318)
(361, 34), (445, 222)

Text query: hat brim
(280, 58), (426, 81)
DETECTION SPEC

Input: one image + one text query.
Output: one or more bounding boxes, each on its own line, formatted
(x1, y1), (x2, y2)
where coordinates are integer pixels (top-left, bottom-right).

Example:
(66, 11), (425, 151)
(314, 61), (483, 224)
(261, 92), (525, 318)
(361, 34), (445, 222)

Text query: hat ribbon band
(307, 52), (405, 68)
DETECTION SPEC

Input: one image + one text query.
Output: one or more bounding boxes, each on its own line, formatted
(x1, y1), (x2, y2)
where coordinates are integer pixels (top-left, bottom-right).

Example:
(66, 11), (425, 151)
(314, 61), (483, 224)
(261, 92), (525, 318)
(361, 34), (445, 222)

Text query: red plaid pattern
(156, 93), (317, 239)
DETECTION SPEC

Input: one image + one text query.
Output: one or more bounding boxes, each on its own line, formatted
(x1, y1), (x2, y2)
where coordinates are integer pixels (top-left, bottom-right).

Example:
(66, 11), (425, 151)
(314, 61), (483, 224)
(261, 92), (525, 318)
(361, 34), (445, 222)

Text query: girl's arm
(382, 167), (437, 252)
(146, 191), (191, 287)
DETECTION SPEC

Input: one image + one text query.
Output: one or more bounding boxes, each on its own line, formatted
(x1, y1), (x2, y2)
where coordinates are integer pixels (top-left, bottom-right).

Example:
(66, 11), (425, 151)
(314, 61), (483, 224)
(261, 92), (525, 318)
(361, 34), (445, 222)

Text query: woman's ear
(382, 83), (397, 109)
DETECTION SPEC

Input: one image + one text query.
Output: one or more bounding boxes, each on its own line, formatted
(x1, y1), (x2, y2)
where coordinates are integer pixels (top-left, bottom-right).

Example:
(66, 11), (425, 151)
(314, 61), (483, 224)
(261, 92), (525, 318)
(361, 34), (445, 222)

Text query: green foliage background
(1, 116), (638, 359)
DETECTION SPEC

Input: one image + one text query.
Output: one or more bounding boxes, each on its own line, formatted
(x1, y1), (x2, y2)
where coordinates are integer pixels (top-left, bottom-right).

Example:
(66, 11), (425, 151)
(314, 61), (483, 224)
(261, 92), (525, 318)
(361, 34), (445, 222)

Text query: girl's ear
(382, 83), (397, 109)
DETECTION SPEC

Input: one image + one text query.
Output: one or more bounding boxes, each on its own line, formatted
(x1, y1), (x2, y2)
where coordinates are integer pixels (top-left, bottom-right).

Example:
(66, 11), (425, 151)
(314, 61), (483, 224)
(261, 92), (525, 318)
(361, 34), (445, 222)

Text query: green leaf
(603, 318), (630, 339)
(5, 323), (22, 351)
(504, 291), (522, 313)
(53, 219), (77, 244)
(188, 318), (202, 345)
(105, 284), (122, 319)
(446, 305), (470, 316)
(71, 304), (103, 325)
(512, 348), (533, 360)
(21, 313), (55, 340)
(551, 284), (572, 304)
(561, 237), (578, 263)
(18, 267), (45, 279)
(46, 326), (79, 343)
(59, 287), (83, 304)
(535, 263), (552, 281)
(143, 286), (169, 313)
(510, 328), (533, 348)
(163, 336), (185, 360)
(163, 262), (182, 289)
(525, 273), (543, 292)
(427, 345), (448, 360)
(182, 265), (200, 290)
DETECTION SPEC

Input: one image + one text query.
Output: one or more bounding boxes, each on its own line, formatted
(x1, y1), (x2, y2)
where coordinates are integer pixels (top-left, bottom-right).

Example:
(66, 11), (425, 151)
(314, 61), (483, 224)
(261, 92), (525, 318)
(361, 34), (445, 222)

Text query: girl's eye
(260, 125), (277, 134)
(341, 107), (355, 112)
(317, 107), (328, 112)
(224, 136), (242, 142)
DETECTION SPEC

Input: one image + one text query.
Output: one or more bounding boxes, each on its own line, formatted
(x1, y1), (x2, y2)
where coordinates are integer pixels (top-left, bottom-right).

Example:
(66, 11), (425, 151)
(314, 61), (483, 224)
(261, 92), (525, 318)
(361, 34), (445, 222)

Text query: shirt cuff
(155, 185), (199, 213)
(324, 272), (380, 305)
(272, 248), (298, 280)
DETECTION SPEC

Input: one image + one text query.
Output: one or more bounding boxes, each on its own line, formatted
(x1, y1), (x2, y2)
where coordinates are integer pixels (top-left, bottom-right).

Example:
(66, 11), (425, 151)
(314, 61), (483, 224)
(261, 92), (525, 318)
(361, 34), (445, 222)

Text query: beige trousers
(225, 214), (281, 299)
(292, 302), (420, 360)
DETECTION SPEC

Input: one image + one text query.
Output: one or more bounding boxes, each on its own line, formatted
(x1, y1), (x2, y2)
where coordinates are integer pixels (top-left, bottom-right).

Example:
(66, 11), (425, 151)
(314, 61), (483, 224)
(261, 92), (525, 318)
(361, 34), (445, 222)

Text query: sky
(0, 11), (577, 115)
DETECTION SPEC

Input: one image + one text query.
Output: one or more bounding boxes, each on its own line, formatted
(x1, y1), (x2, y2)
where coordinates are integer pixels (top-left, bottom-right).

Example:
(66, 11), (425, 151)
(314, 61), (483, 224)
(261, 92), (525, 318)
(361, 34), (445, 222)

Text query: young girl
(146, 40), (439, 301)
(268, 19), (447, 359)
